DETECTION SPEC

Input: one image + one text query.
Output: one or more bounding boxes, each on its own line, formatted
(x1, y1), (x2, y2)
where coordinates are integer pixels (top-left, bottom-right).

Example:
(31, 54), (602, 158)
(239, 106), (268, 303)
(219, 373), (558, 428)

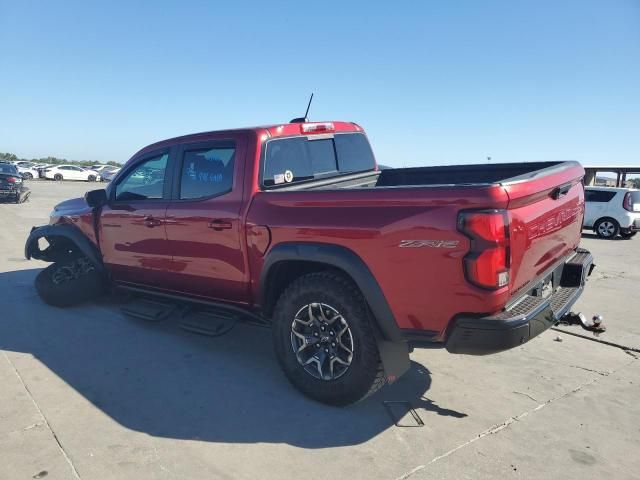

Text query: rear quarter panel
(247, 186), (510, 338)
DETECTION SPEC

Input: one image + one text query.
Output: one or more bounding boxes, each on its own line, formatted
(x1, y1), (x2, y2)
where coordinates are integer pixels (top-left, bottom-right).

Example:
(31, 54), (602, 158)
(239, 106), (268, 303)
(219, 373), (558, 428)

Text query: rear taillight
(623, 192), (634, 212)
(6, 176), (17, 183)
(458, 210), (511, 290)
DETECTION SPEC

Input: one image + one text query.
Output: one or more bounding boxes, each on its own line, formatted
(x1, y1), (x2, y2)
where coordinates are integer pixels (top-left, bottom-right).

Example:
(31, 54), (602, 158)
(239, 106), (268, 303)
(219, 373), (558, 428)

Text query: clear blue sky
(1, 0), (639, 167)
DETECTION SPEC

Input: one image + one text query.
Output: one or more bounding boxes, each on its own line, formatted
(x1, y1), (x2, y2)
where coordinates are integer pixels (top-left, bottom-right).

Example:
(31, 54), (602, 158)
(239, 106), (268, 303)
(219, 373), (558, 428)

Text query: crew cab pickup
(25, 120), (594, 405)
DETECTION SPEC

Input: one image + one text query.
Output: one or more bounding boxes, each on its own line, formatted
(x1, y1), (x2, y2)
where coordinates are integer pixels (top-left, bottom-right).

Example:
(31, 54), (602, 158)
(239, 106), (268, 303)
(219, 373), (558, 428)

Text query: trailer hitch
(558, 312), (606, 337)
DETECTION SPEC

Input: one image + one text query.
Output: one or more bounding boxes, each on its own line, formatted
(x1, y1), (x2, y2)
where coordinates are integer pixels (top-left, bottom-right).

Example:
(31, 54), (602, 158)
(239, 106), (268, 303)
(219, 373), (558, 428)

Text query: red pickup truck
(25, 120), (594, 405)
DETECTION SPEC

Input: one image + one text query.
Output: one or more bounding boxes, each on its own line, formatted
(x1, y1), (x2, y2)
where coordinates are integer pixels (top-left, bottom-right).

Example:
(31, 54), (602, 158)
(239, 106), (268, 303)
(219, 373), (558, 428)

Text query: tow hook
(558, 312), (606, 337)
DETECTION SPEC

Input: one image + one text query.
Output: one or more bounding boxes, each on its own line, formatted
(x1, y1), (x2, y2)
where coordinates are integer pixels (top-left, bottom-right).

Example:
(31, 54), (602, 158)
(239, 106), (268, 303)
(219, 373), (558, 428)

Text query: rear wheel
(594, 218), (619, 239)
(22, 172), (33, 180)
(53, 173), (63, 181)
(272, 271), (385, 406)
(35, 256), (105, 307)
(620, 229), (637, 239)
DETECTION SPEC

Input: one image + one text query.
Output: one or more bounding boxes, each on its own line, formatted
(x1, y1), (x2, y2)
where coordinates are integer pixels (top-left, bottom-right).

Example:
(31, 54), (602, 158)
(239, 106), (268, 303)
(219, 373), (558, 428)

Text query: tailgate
(503, 163), (585, 298)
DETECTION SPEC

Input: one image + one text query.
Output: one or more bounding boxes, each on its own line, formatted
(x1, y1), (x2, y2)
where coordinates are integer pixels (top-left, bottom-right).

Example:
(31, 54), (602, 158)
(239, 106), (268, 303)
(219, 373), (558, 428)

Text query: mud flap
(377, 339), (411, 384)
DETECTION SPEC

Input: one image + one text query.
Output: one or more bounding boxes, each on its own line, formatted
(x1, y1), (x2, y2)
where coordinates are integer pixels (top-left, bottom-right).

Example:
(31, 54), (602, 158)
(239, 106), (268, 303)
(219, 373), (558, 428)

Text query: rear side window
(179, 144), (235, 200)
(585, 190), (617, 203)
(262, 133), (375, 187)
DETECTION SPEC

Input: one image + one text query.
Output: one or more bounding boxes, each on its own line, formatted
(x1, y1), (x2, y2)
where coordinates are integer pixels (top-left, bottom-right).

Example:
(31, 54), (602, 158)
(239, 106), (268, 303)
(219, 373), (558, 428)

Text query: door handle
(208, 219), (233, 231)
(552, 183), (572, 200)
(144, 216), (163, 228)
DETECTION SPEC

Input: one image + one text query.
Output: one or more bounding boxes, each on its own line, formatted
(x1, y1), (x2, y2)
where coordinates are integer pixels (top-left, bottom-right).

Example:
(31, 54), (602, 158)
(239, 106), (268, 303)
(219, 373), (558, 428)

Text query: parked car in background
(37, 164), (54, 178)
(90, 165), (118, 174)
(0, 163), (30, 203)
(584, 186), (640, 239)
(44, 165), (101, 182)
(15, 163), (40, 180)
(16, 161), (36, 168)
(100, 167), (121, 182)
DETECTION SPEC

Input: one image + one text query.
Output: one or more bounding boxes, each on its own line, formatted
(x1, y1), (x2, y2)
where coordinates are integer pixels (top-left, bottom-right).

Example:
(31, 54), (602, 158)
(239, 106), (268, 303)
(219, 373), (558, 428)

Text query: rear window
(0, 164), (18, 175)
(628, 191), (640, 203)
(262, 133), (375, 187)
(585, 190), (617, 203)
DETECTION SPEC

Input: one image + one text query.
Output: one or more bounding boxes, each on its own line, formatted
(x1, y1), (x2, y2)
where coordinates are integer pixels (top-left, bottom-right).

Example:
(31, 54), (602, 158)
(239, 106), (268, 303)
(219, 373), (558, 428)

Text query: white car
(584, 186), (640, 239)
(44, 165), (101, 182)
(15, 163), (40, 180)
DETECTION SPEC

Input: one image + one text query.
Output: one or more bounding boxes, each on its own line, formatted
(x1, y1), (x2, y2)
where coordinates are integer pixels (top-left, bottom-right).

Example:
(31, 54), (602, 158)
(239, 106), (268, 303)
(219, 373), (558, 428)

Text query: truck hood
(53, 197), (92, 216)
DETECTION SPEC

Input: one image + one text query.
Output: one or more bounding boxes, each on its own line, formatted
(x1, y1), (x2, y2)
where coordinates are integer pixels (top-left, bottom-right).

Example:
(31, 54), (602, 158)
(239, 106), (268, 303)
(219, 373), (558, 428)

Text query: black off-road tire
(54, 173), (63, 181)
(35, 256), (105, 307)
(272, 271), (386, 406)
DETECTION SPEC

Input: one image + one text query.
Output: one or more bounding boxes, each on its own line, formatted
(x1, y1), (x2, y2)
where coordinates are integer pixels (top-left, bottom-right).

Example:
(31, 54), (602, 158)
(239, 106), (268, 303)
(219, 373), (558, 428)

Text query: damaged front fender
(25, 224), (105, 273)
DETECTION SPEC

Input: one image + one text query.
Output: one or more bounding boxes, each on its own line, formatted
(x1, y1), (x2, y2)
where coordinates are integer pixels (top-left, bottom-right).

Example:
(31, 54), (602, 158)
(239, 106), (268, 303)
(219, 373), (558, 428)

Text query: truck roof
(132, 121), (363, 160)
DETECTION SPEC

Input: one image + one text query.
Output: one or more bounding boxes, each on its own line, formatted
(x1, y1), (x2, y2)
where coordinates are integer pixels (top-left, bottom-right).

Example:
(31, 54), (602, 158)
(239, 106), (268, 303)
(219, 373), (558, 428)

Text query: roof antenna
(290, 93), (314, 123)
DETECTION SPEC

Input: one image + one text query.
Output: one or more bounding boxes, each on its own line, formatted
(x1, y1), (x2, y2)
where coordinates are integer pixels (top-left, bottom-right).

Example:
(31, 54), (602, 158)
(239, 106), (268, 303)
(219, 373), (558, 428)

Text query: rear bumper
(446, 249), (594, 355)
(0, 187), (20, 197)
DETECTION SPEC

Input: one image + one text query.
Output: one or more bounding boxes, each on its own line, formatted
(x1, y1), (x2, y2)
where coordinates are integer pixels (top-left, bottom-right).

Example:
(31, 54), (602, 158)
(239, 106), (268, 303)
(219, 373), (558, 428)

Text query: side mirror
(85, 189), (108, 208)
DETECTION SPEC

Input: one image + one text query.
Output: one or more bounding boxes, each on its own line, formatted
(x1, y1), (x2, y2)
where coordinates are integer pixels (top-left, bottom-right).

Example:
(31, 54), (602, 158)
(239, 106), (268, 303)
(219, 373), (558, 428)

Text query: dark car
(0, 162), (31, 203)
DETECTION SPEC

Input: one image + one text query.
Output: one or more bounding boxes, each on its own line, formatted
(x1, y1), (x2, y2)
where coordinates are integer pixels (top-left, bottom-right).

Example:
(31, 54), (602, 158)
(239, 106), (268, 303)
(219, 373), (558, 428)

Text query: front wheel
(272, 271), (385, 406)
(87, 175), (96, 182)
(22, 172), (33, 180)
(35, 256), (105, 307)
(595, 218), (620, 239)
(53, 173), (63, 181)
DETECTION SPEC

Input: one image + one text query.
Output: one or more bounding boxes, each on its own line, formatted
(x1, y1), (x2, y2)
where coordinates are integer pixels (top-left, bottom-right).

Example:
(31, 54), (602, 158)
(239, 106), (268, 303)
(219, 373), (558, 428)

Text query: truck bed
(276, 161), (575, 191)
(249, 160), (586, 337)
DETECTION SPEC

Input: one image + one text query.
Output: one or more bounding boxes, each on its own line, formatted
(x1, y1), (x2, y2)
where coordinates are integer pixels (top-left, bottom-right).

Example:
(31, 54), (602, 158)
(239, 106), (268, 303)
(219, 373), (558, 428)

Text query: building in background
(584, 166), (640, 188)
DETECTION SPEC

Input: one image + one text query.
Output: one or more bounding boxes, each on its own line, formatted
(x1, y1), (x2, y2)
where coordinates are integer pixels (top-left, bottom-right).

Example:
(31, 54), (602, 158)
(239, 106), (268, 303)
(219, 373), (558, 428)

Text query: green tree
(0, 152), (19, 162)
(631, 178), (640, 189)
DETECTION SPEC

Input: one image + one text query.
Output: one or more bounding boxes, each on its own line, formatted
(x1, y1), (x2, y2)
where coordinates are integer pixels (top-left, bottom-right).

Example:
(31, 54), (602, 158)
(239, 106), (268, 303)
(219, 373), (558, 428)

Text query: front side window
(115, 153), (168, 201)
(179, 145), (235, 200)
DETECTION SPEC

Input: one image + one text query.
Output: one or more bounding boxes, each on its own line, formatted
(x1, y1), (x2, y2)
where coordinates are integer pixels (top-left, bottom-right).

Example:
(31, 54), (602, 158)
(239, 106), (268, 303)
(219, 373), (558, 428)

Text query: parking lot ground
(1, 181), (639, 480)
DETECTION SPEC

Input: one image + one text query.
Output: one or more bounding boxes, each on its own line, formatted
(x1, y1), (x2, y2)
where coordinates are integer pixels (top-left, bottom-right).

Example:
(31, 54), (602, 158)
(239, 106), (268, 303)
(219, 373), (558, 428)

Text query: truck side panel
(246, 186), (510, 338)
